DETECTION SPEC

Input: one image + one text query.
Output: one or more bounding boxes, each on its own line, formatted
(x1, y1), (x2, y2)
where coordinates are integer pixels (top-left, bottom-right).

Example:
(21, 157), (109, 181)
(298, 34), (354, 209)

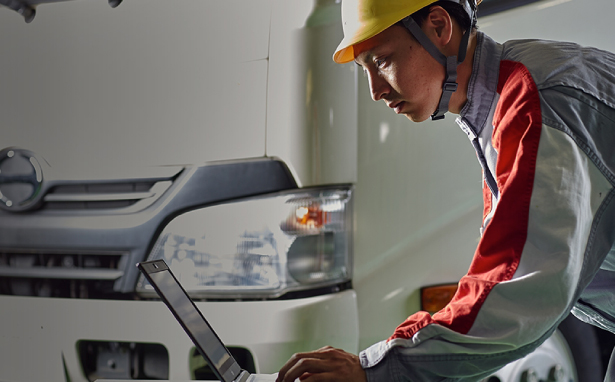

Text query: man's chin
(391, 104), (433, 122)
(404, 112), (430, 123)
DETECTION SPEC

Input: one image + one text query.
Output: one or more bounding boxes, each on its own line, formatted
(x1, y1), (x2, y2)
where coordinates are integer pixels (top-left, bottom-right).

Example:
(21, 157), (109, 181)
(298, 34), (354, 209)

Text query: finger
(277, 352), (309, 381)
(290, 350), (366, 382)
(283, 357), (334, 382)
(277, 352), (313, 382)
(277, 349), (337, 382)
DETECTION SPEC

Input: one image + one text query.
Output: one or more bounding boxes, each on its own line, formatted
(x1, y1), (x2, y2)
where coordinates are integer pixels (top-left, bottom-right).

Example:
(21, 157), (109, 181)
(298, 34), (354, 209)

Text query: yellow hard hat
(333, 0), (482, 64)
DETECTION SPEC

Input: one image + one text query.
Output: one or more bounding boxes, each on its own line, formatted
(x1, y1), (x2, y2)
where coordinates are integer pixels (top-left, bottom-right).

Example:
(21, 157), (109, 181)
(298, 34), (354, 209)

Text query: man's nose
(368, 73), (389, 101)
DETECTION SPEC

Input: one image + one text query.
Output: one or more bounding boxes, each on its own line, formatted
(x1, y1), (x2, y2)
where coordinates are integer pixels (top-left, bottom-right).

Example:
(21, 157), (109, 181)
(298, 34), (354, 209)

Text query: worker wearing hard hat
(277, 0), (615, 381)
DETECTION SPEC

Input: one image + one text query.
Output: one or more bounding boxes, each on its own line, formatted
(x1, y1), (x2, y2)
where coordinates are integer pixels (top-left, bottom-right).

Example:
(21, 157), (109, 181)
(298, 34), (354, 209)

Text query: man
(277, 0), (615, 381)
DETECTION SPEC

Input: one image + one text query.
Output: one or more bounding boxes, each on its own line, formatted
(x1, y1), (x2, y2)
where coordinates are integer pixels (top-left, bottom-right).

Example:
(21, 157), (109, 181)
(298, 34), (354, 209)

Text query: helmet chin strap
(401, 1), (476, 120)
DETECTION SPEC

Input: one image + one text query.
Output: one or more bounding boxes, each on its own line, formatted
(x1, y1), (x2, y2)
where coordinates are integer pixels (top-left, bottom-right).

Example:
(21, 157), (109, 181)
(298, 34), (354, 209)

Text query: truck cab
(0, 0), (612, 381)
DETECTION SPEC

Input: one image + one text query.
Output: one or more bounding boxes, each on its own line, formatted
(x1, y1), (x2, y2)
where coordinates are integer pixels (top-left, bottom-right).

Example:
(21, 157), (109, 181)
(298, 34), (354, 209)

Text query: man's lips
(387, 101), (405, 114)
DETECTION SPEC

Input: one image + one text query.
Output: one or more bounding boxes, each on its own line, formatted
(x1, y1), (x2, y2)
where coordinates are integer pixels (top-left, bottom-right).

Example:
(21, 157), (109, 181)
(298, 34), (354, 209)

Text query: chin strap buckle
(431, 54), (460, 121)
(443, 82), (458, 93)
(431, 81), (459, 120)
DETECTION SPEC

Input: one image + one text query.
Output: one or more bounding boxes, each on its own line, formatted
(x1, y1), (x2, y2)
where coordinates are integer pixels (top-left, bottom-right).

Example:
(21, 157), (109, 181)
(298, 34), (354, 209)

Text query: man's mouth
(387, 101), (405, 114)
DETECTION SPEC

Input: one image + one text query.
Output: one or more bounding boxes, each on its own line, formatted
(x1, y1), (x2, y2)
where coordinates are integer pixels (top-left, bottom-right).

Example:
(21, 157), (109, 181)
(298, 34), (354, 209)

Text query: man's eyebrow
(354, 52), (372, 67)
(354, 48), (378, 67)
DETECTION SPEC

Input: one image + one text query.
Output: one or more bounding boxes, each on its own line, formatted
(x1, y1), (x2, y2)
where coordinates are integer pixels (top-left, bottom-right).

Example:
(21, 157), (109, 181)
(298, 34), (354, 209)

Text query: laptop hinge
(235, 370), (251, 382)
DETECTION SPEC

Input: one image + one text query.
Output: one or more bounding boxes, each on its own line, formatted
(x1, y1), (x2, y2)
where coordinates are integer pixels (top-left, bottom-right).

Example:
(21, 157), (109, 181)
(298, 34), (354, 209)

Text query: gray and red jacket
(360, 31), (615, 381)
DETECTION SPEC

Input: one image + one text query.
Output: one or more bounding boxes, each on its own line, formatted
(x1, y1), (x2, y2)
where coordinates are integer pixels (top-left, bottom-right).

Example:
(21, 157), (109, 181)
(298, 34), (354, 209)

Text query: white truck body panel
(1, 0), (357, 186)
(266, 0), (358, 186)
(1, 0), (271, 173)
(0, 291), (358, 381)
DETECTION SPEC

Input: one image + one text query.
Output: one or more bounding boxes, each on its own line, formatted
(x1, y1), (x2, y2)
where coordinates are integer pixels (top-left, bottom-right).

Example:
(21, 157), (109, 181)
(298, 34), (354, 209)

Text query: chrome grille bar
(44, 191), (155, 202)
(42, 180), (172, 211)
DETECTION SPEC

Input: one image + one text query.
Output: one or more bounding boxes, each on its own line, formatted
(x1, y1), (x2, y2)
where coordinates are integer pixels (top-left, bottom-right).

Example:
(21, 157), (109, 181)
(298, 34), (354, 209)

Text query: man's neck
(448, 30), (477, 115)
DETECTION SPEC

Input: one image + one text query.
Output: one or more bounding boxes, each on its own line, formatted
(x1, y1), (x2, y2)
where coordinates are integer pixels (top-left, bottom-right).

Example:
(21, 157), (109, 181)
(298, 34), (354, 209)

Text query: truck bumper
(0, 290), (358, 381)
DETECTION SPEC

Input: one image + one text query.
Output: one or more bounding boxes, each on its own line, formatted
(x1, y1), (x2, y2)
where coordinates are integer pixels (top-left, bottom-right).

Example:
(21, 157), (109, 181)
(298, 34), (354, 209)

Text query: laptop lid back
(137, 259), (243, 382)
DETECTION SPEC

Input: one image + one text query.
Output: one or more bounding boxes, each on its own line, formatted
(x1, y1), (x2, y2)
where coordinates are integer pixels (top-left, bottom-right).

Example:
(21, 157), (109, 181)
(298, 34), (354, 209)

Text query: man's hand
(276, 346), (367, 382)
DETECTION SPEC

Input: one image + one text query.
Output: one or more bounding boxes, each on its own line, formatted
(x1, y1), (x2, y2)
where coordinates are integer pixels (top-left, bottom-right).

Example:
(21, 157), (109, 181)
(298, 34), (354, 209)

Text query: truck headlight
(137, 187), (352, 299)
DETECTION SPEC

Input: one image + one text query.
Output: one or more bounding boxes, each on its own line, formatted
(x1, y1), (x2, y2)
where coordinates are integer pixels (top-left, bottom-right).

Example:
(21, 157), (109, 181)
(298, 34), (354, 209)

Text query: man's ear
(423, 6), (454, 48)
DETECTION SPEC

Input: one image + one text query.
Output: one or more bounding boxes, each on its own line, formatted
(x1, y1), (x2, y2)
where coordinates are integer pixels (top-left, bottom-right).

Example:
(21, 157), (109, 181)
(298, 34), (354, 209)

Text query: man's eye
(375, 58), (386, 67)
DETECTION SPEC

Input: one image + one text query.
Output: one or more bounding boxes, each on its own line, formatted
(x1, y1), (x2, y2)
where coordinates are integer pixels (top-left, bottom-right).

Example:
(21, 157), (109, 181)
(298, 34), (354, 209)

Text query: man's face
(354, 24), (445, 122)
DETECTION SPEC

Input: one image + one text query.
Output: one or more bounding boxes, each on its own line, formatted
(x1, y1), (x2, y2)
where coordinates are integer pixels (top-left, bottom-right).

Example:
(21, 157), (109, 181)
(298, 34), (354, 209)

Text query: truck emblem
(0, 148), (44, 212)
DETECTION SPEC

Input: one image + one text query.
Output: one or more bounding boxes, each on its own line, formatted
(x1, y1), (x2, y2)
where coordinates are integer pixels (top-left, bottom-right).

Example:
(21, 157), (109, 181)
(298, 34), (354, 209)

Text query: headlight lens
(137, 187), (352, 298)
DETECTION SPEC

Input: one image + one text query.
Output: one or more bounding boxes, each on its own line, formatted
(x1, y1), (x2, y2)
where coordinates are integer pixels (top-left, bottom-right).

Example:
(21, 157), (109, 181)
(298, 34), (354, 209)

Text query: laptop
(137, 259), (278, 382)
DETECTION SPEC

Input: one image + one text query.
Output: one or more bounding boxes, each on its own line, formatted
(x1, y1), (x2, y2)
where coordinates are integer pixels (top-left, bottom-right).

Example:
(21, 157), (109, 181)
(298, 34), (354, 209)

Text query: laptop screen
(139, 260), (242, 382)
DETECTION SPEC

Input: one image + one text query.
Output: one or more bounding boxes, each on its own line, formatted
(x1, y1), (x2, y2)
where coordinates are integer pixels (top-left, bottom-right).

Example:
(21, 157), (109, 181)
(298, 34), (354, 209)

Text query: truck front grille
(41, 180), (172, 212)
(0, 250), (128, 298)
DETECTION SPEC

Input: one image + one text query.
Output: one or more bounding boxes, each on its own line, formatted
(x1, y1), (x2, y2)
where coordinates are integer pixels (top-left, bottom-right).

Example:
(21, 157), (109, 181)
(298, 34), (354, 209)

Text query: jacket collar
(458, 31), (503, 135)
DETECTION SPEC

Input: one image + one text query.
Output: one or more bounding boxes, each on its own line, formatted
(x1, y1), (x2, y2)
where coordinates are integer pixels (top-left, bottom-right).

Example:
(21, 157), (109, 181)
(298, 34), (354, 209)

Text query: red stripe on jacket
(389, 60), (543, 341)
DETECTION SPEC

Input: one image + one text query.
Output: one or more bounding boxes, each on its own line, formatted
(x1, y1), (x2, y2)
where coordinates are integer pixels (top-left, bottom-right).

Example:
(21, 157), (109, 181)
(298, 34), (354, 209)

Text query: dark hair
(412, 1), (474, 33)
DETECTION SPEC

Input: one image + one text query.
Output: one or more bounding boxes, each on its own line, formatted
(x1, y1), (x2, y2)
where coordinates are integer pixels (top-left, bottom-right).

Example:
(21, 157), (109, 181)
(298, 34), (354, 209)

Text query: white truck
(0, 0), (612, 381)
